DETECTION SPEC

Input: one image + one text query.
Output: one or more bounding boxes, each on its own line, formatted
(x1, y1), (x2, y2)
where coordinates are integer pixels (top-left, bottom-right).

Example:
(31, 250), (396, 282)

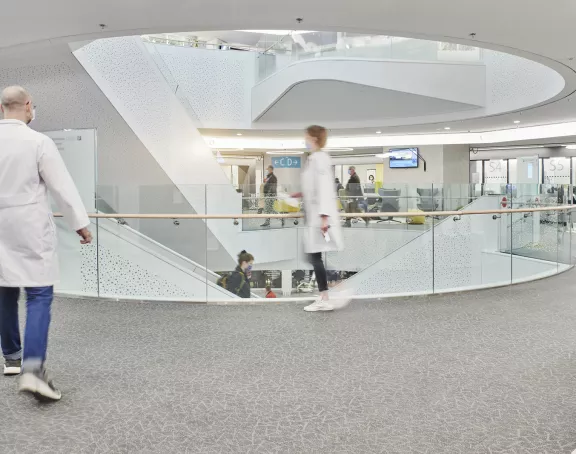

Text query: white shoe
(19, 370), (62, 402)
(303, 299), (334, 312)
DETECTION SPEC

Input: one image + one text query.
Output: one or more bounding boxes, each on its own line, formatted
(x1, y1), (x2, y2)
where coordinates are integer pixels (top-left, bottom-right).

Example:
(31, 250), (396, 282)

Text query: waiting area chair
(417, 188), (442, 215)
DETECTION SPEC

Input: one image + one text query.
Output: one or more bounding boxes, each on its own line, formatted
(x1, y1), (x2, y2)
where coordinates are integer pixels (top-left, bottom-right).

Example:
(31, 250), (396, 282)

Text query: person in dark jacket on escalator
(226, 250), (254, 298)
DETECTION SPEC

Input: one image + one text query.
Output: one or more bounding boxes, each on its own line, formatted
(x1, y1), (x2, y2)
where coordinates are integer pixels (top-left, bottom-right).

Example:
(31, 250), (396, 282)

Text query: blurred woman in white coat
(0, 86), (92, 402)
(293, 125), (344, 311)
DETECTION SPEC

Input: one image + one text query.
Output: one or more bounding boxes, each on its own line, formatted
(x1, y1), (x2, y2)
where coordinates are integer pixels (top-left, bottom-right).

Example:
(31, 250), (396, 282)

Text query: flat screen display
(389, 148), (419, 169)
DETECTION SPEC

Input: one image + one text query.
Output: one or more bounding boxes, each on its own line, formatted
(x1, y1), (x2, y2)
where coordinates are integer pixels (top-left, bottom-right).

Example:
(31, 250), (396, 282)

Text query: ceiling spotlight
(444, 127), (451, 130)
(376, 131), (382, 134)
(565, 145), (576, 150)
(513, 120), (521, 124)
(236, 133), (243, 136)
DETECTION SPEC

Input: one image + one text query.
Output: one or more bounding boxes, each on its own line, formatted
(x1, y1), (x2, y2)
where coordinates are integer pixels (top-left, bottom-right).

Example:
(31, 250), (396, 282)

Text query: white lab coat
(0, 120), (89, 287)
(301, 150), (344, 253)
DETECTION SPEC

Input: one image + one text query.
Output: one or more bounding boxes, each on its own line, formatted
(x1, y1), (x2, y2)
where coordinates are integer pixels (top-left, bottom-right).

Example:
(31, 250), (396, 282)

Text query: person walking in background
(265, 285), (277, 298)
(345, 166), (368, 227)
(261, 165), (282, 227)
(226, 250), (254, 298)
(335, 177), (344, 192)
(0, 86), (92, 402)
(292, 125), (344, 312)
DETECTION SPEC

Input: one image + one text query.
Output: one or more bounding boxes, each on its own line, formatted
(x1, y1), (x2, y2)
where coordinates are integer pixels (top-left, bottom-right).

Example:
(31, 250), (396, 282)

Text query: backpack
(216, 273), (229, 289)
(217, 270), (247, 295)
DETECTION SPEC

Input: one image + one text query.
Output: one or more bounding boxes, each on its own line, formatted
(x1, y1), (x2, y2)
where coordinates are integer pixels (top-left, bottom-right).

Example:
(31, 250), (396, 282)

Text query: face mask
(246, 264), (253, 272)
(305, 141), (312, 150)
(26, 108), (35, 125)
(348, 169), (352, 175)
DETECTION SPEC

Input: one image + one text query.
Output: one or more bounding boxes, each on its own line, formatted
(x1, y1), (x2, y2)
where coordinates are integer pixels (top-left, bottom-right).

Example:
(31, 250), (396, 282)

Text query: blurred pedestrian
(292, 125), (344, 312)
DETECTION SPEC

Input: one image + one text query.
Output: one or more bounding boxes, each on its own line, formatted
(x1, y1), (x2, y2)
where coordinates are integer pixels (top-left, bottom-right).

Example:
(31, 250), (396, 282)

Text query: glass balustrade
(141, 31), (484, 84)
(256, 32), (484, 82)
(52, 183), (574, 303)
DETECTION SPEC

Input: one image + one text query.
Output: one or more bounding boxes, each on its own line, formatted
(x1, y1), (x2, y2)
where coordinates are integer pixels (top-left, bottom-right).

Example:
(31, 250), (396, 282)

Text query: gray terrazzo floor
(2, 271), (576, 453)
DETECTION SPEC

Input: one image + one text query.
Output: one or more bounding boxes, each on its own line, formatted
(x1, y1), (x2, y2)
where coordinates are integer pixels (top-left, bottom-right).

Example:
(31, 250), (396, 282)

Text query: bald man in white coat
(0, 86), (92, 402)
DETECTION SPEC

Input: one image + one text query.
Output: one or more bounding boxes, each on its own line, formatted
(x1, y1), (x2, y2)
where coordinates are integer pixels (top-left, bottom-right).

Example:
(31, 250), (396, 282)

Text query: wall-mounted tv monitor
(389, 148), (419, 169)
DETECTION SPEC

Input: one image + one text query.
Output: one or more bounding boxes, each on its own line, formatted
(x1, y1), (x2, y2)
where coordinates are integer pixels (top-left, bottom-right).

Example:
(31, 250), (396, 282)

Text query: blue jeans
(0, 286), (53, 372)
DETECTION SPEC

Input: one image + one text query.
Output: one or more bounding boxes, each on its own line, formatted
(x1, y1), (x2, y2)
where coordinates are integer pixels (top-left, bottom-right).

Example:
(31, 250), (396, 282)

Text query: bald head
(1, 86), (33, 123)
(1, 86), (30, 109)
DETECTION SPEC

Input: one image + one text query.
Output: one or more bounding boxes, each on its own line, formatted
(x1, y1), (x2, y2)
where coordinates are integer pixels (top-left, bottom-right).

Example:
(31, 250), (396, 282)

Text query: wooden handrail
(53, 205), (575, 220)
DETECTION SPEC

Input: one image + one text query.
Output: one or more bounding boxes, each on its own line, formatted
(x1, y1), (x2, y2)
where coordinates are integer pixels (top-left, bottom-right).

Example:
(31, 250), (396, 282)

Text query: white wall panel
(150, 44), (256, 128)
(74, 37), (301, 268)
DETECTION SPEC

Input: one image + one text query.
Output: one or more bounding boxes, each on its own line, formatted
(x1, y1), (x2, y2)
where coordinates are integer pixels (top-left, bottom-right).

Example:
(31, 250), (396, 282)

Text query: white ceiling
(2, 0), (576, 141)
(256, 80), (478, 125)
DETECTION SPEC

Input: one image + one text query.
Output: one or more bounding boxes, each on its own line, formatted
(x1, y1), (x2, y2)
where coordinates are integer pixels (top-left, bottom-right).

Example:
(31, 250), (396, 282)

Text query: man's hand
(320, 215), (329, 234)
(290, 192), (303, 198)
(77, 227), (93, 244)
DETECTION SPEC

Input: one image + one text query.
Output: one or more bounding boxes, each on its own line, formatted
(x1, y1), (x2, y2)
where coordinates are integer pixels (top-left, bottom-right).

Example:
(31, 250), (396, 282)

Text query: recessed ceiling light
(376, 131), (382, 134)
(266, 150), (304, 155)
(236, 133), (243, 136)
(444, 127), (451, 130)
(513, 120), (521, 124)
(324, 147), (354, 152)
(565, 145), (576, 150)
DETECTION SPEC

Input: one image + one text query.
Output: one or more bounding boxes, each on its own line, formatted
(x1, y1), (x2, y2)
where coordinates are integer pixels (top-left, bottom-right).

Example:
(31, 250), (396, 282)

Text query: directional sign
(271, 156), (301, 169)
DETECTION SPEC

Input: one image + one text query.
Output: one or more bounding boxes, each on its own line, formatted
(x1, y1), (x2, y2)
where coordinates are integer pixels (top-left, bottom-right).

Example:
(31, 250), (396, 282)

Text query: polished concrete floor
(2, 271), (576, 453)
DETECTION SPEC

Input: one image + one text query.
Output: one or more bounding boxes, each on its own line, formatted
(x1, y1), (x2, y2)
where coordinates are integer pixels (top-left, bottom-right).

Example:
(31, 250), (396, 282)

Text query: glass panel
(206, 184), (303, 302)
(509, 184), (560, 283)
(55, 217), (99, 297)
(557, 202), (572, 270)
(241, 183), (301, 232)
(543, 157), (571, 185)
(256, 33), (483, 81)
(54, 183), (571, 303)
(469, 160), (483, 197)
(508, 158), (517, 183)
(95, 184), (208, 301)
(331, 184), (435, 297)
(432, 184), (507, 292)
(49, 128), (98, 297)
(392, 37), (437, 61)
(484, 159), (508, 193)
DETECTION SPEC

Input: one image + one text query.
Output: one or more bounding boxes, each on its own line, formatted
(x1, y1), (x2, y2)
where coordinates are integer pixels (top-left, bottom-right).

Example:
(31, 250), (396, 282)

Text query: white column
(281, 270), (292, 297)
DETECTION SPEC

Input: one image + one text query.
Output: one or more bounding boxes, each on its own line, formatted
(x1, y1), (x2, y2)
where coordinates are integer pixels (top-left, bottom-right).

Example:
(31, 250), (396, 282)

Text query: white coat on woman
(301, 150), (344, 254)
(0, 119), (89, 287)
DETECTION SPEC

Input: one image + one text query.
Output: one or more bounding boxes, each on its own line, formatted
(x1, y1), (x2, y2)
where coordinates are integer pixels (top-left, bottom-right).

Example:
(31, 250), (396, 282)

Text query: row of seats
(338, 188), (443, 223)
